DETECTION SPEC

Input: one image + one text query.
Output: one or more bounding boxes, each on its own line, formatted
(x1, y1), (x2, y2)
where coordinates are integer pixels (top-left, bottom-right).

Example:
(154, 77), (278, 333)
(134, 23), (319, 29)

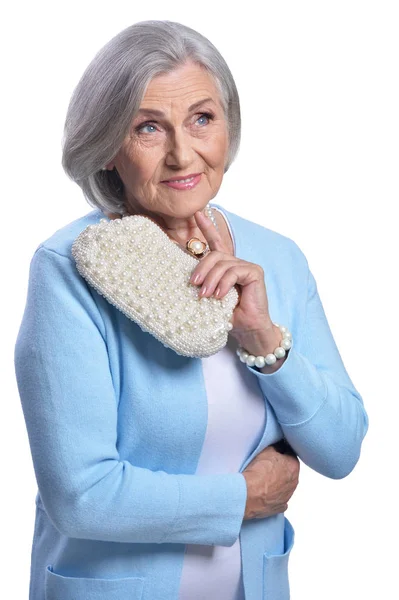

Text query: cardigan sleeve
(246, 245), (369, 479)
(14, 245), (247, 546)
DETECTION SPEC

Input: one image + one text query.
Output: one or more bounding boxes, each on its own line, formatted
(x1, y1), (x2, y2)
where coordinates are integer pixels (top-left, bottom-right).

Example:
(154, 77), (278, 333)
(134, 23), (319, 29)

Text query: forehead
(140, 62), (222, 109)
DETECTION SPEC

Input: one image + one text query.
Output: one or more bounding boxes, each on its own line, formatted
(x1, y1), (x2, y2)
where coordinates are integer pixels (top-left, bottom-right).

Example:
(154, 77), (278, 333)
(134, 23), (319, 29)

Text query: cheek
(205, 133), (229, 167)
(121, 146), (159, 185)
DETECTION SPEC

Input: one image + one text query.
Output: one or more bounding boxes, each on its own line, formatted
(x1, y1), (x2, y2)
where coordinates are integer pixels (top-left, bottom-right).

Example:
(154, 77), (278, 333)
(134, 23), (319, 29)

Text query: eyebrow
(136, 97), (216, 117)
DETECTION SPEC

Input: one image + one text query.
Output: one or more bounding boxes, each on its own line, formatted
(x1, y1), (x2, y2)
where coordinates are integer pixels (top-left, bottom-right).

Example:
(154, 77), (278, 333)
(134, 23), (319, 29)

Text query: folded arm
(246, 244), (369, 479)
(14, 245), (247, 545)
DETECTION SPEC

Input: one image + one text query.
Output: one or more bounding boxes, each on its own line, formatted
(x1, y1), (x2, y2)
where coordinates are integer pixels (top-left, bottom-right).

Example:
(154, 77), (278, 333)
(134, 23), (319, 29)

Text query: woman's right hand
(242, 444), (300, 520)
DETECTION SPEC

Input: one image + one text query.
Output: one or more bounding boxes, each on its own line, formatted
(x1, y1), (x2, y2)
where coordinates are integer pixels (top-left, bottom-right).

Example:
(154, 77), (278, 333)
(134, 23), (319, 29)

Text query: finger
(208, 269), (243, 300)
(189, 251), (237, 284)
(200, 263), (261, 298)
(197, 261), (240, 297)
(194, 210), (226, 253)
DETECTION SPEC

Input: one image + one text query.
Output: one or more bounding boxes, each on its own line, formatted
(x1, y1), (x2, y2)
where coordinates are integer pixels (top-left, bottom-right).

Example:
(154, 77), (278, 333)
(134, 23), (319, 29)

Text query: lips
(162, 172), (201, 183)
(161, 173), (202, 191)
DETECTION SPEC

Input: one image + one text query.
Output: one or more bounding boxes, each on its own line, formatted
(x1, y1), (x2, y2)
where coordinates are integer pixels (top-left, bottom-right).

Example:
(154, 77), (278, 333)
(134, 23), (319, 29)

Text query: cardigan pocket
(263, 516), (295, 600)
(45, 565), (145, 600)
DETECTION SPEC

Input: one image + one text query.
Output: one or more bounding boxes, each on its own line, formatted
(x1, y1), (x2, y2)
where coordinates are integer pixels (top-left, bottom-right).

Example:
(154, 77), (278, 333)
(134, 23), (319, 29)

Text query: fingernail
(192, 273), (200, 284)
(200, 286), (207, 296)
(214, 287), (221, 297)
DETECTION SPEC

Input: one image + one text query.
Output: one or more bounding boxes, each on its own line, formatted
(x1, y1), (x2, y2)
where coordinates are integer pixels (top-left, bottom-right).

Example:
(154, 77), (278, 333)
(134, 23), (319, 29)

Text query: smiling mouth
(166, 176), (195, 184)
(161, 173), (202, 190)
(161, 173), (201, 183)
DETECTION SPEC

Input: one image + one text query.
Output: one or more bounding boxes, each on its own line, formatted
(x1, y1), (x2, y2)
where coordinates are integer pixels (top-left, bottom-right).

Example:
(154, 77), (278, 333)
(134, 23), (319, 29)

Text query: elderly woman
(14, 20), (368, 600)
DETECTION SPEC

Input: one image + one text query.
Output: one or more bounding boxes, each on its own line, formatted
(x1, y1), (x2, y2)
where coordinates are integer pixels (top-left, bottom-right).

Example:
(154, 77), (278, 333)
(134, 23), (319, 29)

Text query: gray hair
(61, 20), (241, 215)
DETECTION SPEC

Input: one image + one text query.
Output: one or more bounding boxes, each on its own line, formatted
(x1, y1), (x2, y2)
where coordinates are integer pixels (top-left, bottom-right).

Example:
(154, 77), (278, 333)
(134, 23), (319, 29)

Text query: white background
(2, 1), (397, 598)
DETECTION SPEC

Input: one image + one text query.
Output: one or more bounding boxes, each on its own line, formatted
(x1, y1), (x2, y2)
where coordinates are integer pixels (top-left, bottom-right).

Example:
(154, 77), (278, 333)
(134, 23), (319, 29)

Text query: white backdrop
(2, 1), (397, 598)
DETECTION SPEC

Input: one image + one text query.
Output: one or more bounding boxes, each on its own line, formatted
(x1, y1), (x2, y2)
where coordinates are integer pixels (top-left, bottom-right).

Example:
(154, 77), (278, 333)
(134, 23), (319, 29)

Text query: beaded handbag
(71, 213), (239, 358)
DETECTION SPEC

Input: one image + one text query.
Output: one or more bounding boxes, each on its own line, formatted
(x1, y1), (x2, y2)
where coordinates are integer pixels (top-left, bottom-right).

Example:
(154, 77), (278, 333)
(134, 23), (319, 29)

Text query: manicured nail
(214, 287), (221, 297)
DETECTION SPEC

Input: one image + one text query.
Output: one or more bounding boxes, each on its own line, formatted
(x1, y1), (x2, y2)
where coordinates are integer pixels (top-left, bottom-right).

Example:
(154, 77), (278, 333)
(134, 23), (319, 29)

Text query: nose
(165, 127), (195, 169)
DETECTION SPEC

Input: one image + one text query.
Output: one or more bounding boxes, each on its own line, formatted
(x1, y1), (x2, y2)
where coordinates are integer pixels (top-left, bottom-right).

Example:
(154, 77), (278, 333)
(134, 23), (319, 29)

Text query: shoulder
(25, 209), (107, 314)
(34, 209), (104, 260)
(24, 210), (107, 334)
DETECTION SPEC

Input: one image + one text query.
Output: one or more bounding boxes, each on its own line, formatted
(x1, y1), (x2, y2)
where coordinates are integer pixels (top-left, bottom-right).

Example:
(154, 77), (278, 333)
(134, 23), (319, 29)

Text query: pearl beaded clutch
(71, 214), (240, 358)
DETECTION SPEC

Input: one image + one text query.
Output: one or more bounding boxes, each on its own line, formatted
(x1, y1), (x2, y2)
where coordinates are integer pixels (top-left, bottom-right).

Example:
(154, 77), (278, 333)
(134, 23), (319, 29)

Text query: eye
(135, 121), (157, 134)
(196, 112), (214, 126)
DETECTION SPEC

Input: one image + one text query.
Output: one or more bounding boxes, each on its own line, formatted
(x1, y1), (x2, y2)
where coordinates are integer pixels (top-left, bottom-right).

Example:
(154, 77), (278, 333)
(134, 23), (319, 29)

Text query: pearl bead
(254, 355), (266, 368)
(265, 353), (277, 365)
(281, 338), (292, 350)
(192, 241), (204, 253)
(239, 351), (249, 362)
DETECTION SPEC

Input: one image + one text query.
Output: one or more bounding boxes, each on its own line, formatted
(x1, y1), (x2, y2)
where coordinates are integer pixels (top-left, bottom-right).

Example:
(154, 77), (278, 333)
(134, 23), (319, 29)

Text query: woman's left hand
(190, 210), (284, 363)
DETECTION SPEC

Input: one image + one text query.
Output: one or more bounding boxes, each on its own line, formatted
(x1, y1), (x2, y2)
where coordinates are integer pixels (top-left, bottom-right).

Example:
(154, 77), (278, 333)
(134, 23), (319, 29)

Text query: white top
(177, 208), (267, 600)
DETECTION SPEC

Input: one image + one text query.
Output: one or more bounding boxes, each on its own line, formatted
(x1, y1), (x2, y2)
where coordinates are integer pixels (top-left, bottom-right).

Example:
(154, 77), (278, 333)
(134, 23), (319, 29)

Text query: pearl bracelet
(236, 323), (293, 369)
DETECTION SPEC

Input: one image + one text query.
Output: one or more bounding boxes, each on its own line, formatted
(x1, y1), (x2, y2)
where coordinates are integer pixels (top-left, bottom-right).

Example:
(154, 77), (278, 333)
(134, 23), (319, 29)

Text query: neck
(106, 203), (216, 246)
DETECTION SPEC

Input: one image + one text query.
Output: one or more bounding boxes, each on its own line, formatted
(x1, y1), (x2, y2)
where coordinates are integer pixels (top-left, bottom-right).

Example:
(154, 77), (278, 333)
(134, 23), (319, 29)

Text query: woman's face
(107, 61), (229, 221)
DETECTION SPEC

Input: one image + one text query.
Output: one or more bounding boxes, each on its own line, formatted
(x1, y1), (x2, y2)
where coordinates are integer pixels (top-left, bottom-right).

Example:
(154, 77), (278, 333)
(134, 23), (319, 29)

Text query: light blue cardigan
(14, 201), (369, 600)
